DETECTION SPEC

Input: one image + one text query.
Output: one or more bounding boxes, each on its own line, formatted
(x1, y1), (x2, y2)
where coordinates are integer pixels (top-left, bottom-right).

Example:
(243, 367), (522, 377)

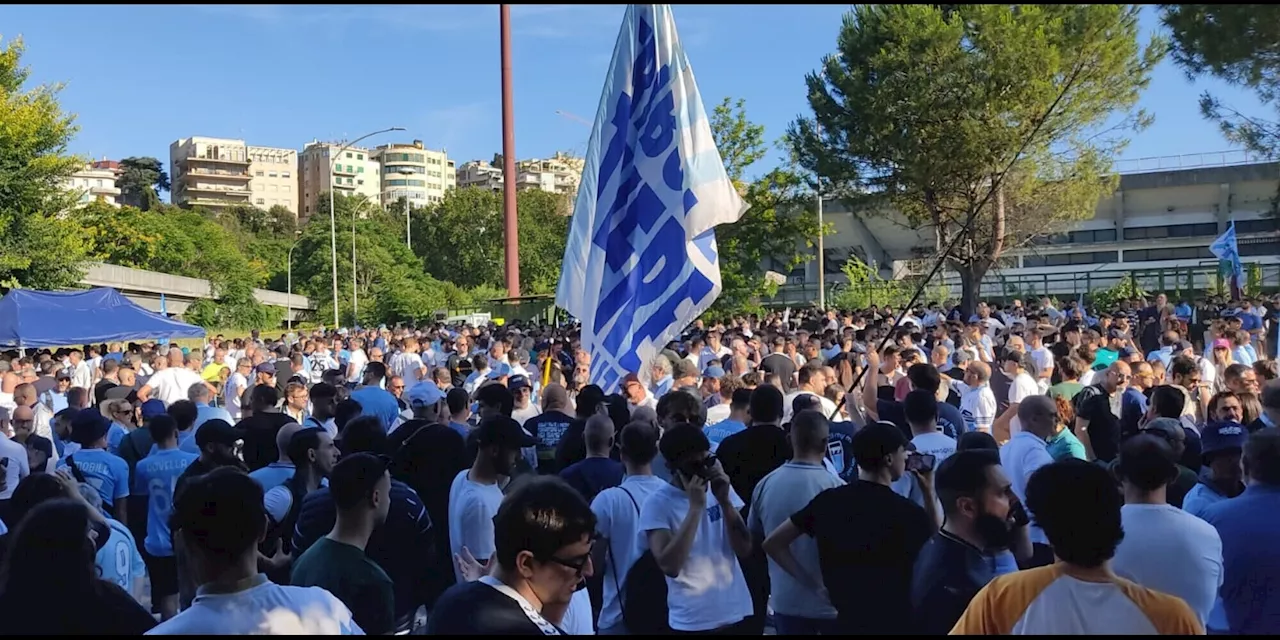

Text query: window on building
(1123, 222), (1218, 241)
(1022, 251), (1119, 268)
(357, 166), (363, 173)
(270, 185), (279, 192)
(256, 170), (264, 177)
(357, 179), (364, 185)
(346, 152), (353, 159)
(1236, 218), (1279, 234)
(1240, 240), (1280, 257)
(282, 171), (291, 179)
(356, 153), (364, 161)
(269, 171), (278, 178)
(282, 185), (291, 192)
(346, 177), (354, 185)
(256, 198), (265, 205)
(1122, 246), (1215, 262)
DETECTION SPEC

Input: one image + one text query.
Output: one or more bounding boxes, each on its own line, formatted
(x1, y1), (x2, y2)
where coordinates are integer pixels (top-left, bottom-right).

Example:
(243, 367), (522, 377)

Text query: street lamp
(286, 231), (304, 331)
(328, 126), (404, 329)
(350, 195), (375, 324)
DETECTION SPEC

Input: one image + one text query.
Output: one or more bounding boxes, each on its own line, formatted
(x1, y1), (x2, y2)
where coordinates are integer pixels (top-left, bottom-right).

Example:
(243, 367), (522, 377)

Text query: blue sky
(1, 4), (1272, 180)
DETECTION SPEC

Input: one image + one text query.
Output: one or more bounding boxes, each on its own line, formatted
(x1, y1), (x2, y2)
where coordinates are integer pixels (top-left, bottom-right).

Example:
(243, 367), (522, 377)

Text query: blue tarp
(0, 288), (206, 348)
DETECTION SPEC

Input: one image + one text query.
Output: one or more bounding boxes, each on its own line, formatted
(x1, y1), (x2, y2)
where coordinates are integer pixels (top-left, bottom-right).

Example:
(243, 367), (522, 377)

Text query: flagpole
(500, 4), (521, 298)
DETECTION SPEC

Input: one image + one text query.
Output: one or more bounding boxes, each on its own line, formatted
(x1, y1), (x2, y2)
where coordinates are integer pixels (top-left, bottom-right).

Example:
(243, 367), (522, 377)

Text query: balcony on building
(183, 153), (250, 166)
(333, 164), (357, 177)
(181, 167), (251, 182)
(184, 184), (251, 198)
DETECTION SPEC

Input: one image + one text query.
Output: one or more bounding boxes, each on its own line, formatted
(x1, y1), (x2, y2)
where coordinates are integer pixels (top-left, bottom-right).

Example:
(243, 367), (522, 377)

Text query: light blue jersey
(58, 448), (130, 509)
(133, 447), (198, 557)
(96, 518), (145, 596)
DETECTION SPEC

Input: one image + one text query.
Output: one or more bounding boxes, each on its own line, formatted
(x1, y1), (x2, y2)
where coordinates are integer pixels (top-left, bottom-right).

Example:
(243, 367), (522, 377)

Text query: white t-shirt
(1112, 503), (1223, 624)
(560, 588), (595, 635)
(147, 367), (205, 406)
(0, 434), (30, 500)
(910, 431), (957, 466)
(590, 475), (669, 630)
(448, 469), (505, 584)
(346, 349), (368, 383)
(782, 391), (837, 423)
(638, 483), (752, 632)
(224, 372), (248, 419)
(1007, 371), (1039, 437)
(512, 403), (542, 426)
(704, 403), (730, 426)
(145, 574), (363, 635)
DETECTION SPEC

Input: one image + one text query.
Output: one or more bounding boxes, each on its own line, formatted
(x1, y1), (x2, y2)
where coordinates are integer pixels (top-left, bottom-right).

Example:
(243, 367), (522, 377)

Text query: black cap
(851, 420), (913, 463)
(475, 415), (538, 449)
(508, 374), (531, 392)
(55, 370), (71, 381)
(330, 452), (393, 510)
(195, 419), (244, 448)
(69, 408), (111, 446)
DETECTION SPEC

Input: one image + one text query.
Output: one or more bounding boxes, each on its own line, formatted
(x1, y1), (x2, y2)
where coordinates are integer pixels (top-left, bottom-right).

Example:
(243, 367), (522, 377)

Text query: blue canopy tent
(0, 288), (206, 349)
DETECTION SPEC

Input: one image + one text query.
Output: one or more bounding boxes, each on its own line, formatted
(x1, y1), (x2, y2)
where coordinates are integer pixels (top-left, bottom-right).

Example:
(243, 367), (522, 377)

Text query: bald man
(523, 383), (575, 473)
(558, 414), (623, 504)
(248, 421), (305, 491)
(1074, 361), (1131, 464)
(12, 383), (54, 442)
(1001, 395), (1059, 568)
(10, 404), (55, 474)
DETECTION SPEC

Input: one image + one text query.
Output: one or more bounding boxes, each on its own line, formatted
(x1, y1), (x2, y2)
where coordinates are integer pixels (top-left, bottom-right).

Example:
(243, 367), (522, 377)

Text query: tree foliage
(412, 187), (570, 295)
(707, 97), (822, 316)
(788, 4), (1165, 314)
(1161, 5), (1280, 157)
(0, 36), (89, 289)
(116, 156), (169, 210)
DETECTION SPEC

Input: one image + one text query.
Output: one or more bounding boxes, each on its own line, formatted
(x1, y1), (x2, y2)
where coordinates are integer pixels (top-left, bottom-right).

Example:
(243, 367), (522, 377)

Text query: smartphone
(906, 452), (936, 473)
(1008, 495), (1031, 528)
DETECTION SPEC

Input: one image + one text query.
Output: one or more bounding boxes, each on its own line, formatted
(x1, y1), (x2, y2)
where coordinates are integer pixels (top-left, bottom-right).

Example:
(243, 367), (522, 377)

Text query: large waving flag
(1209, 221), (1244, 300)
(557, 4), (748, 393)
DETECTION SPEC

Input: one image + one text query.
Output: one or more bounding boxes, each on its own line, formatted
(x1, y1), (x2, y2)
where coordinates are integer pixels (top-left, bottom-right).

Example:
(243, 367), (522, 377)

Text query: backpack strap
(607, 486), (642, 621)
(65, 454), (87, 484)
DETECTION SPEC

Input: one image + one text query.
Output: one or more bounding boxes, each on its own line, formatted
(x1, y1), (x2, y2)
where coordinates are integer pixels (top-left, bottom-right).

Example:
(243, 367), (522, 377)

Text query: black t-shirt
(792, 480), (933, 634)
(237, 412), (296, 472)
(425, 579), (565, 635)
(876, 399), (964, 440)
(826, 421), (858, 482)
(558, 457), (624, 504)
(910, 530), (1000, 635)
(1073, 383), (1122, 463)
(716, 424), (793, 508)
(552, 418), (589, 474)
(989, 370), (1013, 416)
(524, 410), (575, 473)
(0, 581), (157, 635)
(759, 353), (797, 388)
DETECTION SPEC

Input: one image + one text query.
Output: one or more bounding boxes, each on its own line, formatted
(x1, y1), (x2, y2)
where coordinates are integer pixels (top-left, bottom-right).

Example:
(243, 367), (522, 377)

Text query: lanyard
(478, 577), (562, 635)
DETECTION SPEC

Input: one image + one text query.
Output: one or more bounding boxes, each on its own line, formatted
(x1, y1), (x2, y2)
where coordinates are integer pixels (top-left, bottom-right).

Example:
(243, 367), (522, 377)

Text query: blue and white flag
(1209, 221), (1244, 300)
(556, 4), (748, 393)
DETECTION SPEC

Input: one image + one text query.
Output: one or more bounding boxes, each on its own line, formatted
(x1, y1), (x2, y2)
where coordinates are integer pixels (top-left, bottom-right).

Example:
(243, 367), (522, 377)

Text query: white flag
(556, 4), (748, 393)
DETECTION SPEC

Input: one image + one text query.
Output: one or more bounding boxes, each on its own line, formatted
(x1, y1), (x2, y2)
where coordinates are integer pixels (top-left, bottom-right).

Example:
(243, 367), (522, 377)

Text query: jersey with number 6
(133, 447), (198, 557)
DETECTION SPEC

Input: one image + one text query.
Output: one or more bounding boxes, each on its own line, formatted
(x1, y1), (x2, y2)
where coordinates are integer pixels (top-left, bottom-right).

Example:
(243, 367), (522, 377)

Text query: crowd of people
(0, 291), (1276, 635)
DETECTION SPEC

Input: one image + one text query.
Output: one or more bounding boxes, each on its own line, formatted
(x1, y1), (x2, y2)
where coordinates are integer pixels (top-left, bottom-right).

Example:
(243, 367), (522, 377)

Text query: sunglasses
(543, 541), (595, 577)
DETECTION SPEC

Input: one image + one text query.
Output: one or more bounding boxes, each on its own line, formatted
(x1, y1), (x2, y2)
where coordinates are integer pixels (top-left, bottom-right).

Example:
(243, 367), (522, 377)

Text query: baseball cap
(69, 408), (111, 446)
(1200, 421), (1248, 457)
(194, 419), (244, 448)
(140, 399), (167, 420)
(1092, 349), (1120, 370)
(406, 381), (445, 407)
(1118, 346), (1137, 359)
(55, 370), (71, 381)
(330, 452), (393, 510)
(508, 374), (531, 392)
(475, 415), (538, 449)
(255, 362), (276, 375)
(1213, 338), (1231, 350)
(703, 364), (726, 379)
(1107, 328), (1127, 340)
(1139, 417), (1183, 441)
(851, 420), (913, 465)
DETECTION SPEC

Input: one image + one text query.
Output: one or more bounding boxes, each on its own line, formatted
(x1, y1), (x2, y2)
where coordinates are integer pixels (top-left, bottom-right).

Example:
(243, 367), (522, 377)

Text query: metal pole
(406, 200), (412, 250)
(329, 155), (340, 329)
(287, 245), (294, 332)
(500, 4), (521, 297)
(817, 192), (825, 310)
(352, 199), (358, 323)
(326, 127), (405, 329)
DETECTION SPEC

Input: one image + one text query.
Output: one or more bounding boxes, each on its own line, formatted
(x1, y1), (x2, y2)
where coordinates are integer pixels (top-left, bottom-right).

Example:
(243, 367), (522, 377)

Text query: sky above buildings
(2, 4), (1274, 178)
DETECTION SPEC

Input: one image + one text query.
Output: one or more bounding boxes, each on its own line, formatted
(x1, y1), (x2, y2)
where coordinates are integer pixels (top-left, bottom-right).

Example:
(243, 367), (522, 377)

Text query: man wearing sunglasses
(428, 476), (597, 635)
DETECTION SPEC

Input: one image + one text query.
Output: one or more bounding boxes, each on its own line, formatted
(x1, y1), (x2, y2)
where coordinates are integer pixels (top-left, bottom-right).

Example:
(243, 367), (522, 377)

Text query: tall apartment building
(63, 160), (122, 207)
(297, 141), (382, 219)
(169, 137), (297, 215)
(456, 152), (584, 200)
(371, 140), (455, 207)
(248, 146), (299, 215)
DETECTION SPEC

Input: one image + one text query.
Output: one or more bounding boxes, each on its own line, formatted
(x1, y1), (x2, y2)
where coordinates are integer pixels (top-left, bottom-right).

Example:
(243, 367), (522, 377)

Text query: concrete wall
(79, 262), (314, 321)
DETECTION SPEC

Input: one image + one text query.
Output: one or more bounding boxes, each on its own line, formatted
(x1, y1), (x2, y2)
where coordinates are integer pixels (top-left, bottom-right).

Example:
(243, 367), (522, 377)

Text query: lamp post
(286, 232), (303, 331)
(328, 127), (403, 329)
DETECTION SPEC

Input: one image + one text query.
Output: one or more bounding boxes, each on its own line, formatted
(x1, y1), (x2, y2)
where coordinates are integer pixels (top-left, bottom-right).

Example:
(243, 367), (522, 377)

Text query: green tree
(707, 97), (822, 315)
(295, 193), (450, 326)
(116, 156), (169, 210)
(412, 187), (570, 294)
(1161, 5), (1280, 156)
(0, 36), (89, 289)
(788, 5), (1165, 314)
